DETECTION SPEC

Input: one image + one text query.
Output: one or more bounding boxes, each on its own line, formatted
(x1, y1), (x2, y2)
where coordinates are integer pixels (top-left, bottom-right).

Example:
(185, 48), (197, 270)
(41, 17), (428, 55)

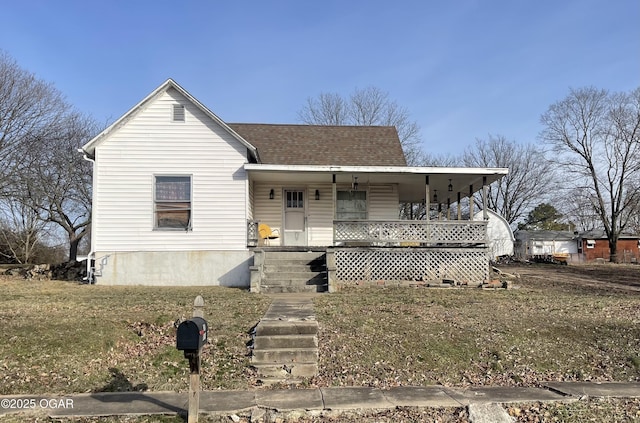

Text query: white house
(514, 230), (578, 260)
(80, 79), (508, 289)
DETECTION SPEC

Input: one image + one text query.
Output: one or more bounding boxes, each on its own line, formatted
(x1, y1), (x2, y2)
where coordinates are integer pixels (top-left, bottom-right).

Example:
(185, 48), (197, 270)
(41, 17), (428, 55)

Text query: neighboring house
(577, 230), (640, 263)
(473, 210), (514, 259)
(514, 230), (578, 261)
(80, 79), (508, 289)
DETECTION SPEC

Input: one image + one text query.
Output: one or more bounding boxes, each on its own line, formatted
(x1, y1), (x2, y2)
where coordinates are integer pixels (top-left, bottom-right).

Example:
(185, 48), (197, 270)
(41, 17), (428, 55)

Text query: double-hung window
(336, 190), (367, 220)
(155, 176), (191, 230)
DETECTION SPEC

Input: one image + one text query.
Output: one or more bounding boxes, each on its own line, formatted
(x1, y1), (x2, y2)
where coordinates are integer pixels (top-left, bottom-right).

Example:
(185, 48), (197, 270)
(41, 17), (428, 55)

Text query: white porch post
(482, 176), (488, 220)
(457, 191), (462, 220)
(425, 175), (430, 222)
(332, 174), (337, 245)
(469, 184), (474, 221)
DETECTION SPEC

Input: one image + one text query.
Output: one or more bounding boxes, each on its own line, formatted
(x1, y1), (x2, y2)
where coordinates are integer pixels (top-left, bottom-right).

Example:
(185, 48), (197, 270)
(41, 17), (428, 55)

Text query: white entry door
(283, 190), (307, 246)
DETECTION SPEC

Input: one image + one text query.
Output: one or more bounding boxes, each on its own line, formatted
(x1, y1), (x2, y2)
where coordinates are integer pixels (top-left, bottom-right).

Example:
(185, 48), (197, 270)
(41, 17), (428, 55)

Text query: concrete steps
(251, 298), (319, 384)
(259, 251), (328, 293)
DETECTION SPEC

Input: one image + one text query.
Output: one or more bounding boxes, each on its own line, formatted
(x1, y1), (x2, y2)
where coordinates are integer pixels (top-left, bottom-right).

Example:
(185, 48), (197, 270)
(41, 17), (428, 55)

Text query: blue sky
(2, 0), (639, 155)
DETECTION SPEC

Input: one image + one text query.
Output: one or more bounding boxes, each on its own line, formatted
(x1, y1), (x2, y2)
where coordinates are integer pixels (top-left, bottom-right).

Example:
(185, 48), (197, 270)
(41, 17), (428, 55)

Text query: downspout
(79, 148), (96, 284)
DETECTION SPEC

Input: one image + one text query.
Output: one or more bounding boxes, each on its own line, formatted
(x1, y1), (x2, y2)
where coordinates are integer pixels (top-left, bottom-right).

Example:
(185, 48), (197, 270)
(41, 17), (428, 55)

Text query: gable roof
(80, 79), (257, 159)
(228, 123), (406, 166)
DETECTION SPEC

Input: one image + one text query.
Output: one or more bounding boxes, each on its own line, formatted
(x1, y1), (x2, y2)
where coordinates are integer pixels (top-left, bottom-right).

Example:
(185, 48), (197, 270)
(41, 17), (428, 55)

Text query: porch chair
(258, 223), (280, 246)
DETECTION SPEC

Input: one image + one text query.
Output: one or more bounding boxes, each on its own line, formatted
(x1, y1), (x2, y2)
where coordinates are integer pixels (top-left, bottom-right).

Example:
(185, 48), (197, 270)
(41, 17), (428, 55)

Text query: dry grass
(1, 264), (639, 422)
(0, 276), (271, 395)
(312, 267), (640, 388)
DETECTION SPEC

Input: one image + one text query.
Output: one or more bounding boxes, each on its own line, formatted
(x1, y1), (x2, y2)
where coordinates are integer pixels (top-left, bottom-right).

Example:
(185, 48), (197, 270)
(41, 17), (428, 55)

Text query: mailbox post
(176, 296), (207, 423)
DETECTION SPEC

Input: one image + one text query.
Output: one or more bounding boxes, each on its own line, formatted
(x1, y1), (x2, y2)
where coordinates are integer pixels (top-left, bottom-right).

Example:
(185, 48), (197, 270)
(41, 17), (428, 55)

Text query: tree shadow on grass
(91, 367), (186, 420)
(98, 367), (148, 392)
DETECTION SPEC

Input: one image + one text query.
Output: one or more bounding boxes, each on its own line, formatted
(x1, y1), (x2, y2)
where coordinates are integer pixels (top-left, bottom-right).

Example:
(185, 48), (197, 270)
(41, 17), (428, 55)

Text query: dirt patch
(502, 263), (640, 292)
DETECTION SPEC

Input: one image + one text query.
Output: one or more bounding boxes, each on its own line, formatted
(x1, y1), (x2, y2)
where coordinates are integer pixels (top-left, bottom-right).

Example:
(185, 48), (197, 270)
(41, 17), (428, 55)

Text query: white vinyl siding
(307, 184), (333, 246)
(93, 87), (248, 251)
(368, 184), (400, 220)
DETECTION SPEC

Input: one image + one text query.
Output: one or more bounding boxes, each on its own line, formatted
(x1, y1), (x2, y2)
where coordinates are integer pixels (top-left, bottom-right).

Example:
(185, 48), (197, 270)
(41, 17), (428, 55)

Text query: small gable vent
(173, 104), (185, 122)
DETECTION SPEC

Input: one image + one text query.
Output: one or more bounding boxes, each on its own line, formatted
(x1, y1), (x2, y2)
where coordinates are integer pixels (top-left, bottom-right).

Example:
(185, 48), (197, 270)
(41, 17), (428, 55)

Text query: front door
(283, 190), (307, 246)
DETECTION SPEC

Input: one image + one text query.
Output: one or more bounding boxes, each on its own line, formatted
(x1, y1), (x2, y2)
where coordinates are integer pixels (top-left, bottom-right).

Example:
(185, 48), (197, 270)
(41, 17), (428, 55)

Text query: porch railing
(247, 220), (259, 247)
(333, 220), (487, 246)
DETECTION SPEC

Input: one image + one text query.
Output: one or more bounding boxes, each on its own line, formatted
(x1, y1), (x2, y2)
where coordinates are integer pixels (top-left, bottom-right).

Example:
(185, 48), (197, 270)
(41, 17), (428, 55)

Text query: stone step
(252, 363), (318, 379)
(262, 276), (327, 287)
(261, 280), (326, 288)
(254, 334), (318, 350)
(255, 320), (318, 336)
(263, 264), (326, 273)
(252, 348), (318, 364)
(264, 252), (326, 261)
(262, 271), (326, 281)
(260, 285), (326, 293)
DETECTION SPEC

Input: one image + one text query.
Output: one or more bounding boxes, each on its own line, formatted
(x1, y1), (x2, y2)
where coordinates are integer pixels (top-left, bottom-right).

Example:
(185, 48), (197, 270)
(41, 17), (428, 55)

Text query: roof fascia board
(244, 163), (509, 175)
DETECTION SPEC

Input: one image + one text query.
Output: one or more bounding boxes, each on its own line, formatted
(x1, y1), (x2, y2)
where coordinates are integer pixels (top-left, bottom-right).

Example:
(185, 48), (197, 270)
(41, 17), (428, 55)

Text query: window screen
(155, 176), (191, 229)
(337, 191), (367, 220)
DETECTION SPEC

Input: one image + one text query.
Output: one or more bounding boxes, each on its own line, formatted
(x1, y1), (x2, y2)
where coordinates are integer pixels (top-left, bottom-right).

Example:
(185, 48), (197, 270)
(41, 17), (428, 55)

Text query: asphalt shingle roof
(228, 124), (406, 166)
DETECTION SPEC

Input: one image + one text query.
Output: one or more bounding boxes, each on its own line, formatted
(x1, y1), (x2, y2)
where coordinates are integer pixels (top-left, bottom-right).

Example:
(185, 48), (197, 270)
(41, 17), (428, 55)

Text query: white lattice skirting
(334, 248), (489, 285)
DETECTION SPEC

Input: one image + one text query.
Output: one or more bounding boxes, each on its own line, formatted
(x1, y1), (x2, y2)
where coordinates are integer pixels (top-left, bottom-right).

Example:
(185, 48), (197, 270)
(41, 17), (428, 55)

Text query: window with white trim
(155, 176), (191, 230)
(337, 190), (367, 220)
(586, 239), (596, 249)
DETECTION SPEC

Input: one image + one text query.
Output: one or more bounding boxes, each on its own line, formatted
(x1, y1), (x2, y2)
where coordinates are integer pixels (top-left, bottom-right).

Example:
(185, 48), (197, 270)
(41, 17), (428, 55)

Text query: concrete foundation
(92, 250), (253, 286)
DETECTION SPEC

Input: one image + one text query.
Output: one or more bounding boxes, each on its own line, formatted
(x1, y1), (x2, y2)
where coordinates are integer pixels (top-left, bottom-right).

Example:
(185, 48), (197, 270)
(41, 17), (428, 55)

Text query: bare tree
(0, 51), (69, 194)
(540, 86), (640, 262)
(0, 197), (47, 264)
(21, 112), (95, 261)
(462, 135), (555, 225)
(0, 50), (97, 262)
(298, 92), (349, 126)
(298, 86), (422, 165)
(559, 187), (601, 232)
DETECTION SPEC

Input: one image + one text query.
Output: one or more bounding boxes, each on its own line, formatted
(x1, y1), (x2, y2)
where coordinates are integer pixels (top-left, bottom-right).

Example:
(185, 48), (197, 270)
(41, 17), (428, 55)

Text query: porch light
(433, 190), (438, 202)
(315, 189), (320, 200)
(269, 189), (274, 200)
(448, 179), (453, 192)
(352, 176), (359, 191)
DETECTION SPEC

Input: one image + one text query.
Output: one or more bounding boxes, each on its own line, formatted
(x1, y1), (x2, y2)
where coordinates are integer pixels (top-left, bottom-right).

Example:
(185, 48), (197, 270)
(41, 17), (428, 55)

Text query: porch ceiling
(245, 164), (508, 203)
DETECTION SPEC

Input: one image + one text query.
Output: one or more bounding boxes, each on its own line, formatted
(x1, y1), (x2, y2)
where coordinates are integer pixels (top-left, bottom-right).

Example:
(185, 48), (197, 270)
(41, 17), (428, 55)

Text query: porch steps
(260, 251), (327, 293)
(251, 298), (319, 384)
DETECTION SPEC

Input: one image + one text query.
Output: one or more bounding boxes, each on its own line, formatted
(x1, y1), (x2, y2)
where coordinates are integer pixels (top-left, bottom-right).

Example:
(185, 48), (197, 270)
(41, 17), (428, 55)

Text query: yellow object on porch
(258, 223), (280, 246)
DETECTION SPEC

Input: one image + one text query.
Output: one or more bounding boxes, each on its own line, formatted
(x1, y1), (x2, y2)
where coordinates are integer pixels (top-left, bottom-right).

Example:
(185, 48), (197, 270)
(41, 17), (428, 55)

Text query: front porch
(249, 219), (491, 292)
(245, 164), (507, 291)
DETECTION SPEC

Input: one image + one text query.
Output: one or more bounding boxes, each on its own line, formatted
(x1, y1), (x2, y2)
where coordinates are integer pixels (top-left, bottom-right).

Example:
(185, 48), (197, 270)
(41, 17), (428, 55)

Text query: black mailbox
(176, 317), (208, 351)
